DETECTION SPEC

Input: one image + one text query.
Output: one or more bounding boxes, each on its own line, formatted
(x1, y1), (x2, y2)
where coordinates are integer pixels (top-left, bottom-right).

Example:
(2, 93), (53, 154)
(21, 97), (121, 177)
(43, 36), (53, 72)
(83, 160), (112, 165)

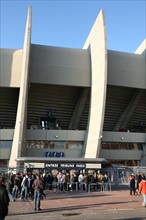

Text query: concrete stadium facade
(0, 7), (146, 168)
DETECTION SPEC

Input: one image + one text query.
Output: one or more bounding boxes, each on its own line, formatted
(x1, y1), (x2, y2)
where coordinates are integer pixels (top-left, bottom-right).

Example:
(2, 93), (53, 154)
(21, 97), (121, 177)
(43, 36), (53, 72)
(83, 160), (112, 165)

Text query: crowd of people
(0, 172), (45, 219)
(0, 170), (146, 219)
(0, 170), (109, 218)
(5, 170), (109, 200)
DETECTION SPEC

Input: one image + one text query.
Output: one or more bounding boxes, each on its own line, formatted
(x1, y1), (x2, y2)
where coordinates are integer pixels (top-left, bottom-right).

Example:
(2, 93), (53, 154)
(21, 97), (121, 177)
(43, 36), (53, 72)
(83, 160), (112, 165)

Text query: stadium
(0, 6), (146, 170)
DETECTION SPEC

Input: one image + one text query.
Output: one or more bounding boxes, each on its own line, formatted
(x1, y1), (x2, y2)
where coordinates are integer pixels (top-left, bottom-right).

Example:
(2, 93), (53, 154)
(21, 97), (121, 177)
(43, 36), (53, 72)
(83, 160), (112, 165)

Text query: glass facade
(26, 140), (83, 150)
(102, 142), (143, 150)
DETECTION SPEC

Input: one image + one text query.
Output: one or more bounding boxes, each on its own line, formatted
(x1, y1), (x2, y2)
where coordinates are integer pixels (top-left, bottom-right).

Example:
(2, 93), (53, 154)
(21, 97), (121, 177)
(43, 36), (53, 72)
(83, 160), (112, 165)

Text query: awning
(16, 157), (108, 164)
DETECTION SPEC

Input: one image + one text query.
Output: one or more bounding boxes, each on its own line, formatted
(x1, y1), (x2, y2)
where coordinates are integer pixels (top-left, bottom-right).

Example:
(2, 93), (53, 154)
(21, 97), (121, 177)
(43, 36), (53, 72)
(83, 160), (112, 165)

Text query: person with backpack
(0, 177), (10, 220)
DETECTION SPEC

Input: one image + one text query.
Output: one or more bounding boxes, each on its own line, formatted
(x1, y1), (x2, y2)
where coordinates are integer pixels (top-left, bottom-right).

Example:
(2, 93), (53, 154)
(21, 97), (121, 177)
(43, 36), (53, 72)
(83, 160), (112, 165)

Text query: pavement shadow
(120, 218), (145, 220)
(47, 192), (111, 200)
(8, 200), (132, 216)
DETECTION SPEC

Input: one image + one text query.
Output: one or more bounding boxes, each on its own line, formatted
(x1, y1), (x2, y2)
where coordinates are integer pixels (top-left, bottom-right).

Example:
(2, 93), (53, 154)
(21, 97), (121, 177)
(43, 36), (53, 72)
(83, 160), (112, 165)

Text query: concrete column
(83, 10), (107, 158)
(114, 89), (144, 131)
(69, 88), (89, 130)
(9, 6), (32, 167)
(140, 143), (146, 166)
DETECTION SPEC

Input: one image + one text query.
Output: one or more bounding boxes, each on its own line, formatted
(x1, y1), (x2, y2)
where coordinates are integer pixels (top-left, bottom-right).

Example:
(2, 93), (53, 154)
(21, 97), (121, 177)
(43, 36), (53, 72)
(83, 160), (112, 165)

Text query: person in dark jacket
(129, 174), (136, 195)
(136, 173), (142, 193)
(83, 171), (90, 192)
(0, 177), (10, 220)
(7, 175), (14, 201)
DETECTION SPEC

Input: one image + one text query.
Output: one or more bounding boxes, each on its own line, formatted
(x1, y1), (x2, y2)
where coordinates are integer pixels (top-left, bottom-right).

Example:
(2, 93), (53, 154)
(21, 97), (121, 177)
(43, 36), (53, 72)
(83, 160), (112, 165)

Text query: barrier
(45, 180), (112, 193)
(88, 182), (112, 193)
(78, 182), (86, 191)
(67, 182), (79, 191)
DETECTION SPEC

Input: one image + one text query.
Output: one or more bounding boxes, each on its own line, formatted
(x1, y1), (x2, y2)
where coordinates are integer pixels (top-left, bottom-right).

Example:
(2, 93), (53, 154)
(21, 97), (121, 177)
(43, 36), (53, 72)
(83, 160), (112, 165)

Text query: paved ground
(5, 187), (146, 220)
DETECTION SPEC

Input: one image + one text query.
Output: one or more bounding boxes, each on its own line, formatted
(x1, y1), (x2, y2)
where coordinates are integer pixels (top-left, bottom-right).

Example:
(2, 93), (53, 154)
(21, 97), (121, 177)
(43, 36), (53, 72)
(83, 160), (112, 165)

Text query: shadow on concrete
(47, 192), (111, 200)
(120, 218), (145, 220)
(8, 200), (133, 216)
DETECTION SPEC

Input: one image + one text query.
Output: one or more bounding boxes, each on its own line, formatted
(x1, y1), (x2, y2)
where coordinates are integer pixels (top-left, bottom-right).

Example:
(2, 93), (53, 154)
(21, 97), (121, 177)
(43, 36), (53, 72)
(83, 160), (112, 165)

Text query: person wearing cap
(139, 175), (146, 207)
(0, 177), (10, 220)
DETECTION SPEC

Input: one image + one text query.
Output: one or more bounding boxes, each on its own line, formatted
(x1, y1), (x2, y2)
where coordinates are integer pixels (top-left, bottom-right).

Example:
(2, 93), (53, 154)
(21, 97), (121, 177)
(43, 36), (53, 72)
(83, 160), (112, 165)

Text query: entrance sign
(45, 163), (86, 169)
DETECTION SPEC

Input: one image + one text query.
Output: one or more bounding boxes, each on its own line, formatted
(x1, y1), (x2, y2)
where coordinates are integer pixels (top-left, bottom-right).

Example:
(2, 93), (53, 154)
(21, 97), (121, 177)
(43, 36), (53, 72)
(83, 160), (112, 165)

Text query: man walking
(32, 174), (43, 211)
(129, 174), (136, 195)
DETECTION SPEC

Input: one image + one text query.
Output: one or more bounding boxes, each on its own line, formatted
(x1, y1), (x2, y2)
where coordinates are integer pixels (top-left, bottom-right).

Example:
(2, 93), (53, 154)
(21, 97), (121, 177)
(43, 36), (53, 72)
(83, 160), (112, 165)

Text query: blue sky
(0, 0), (146, 53)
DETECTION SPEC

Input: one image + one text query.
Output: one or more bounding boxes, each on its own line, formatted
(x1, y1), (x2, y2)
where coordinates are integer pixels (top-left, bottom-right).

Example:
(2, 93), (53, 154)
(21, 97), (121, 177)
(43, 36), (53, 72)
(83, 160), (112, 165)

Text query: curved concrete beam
(135, 39), (146, 55)
(9, 6), (32, 167)
(83, 10), (107, 158)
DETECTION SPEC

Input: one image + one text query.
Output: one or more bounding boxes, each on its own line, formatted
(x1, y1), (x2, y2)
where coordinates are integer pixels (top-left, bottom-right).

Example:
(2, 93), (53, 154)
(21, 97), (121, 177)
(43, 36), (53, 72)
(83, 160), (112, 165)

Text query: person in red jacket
(139, 175), (146, 207)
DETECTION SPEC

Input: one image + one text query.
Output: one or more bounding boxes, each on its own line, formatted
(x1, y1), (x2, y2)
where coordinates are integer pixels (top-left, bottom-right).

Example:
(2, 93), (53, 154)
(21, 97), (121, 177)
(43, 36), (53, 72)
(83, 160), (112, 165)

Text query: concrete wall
(0, 129), (145, 162)
(1, 129), (145, 143)
(0, 49), (22, 87)
(1, 47), (145, 89)
(108, 50), (146, 89)
(27, 130), (85, 141)
(0, 129), (14, 140)
(100, 149), (142, 160)
(0, 147), (11, 159)
(102, 131), (146, 143)
(29, 45), (91, 87)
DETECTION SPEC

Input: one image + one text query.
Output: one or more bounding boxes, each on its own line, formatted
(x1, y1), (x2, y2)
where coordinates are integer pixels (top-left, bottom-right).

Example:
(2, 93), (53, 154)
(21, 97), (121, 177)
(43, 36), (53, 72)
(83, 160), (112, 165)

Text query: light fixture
(121, 137), (124, 140)
(55, 135), (59, 138)
(99, 135), (103, 140)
